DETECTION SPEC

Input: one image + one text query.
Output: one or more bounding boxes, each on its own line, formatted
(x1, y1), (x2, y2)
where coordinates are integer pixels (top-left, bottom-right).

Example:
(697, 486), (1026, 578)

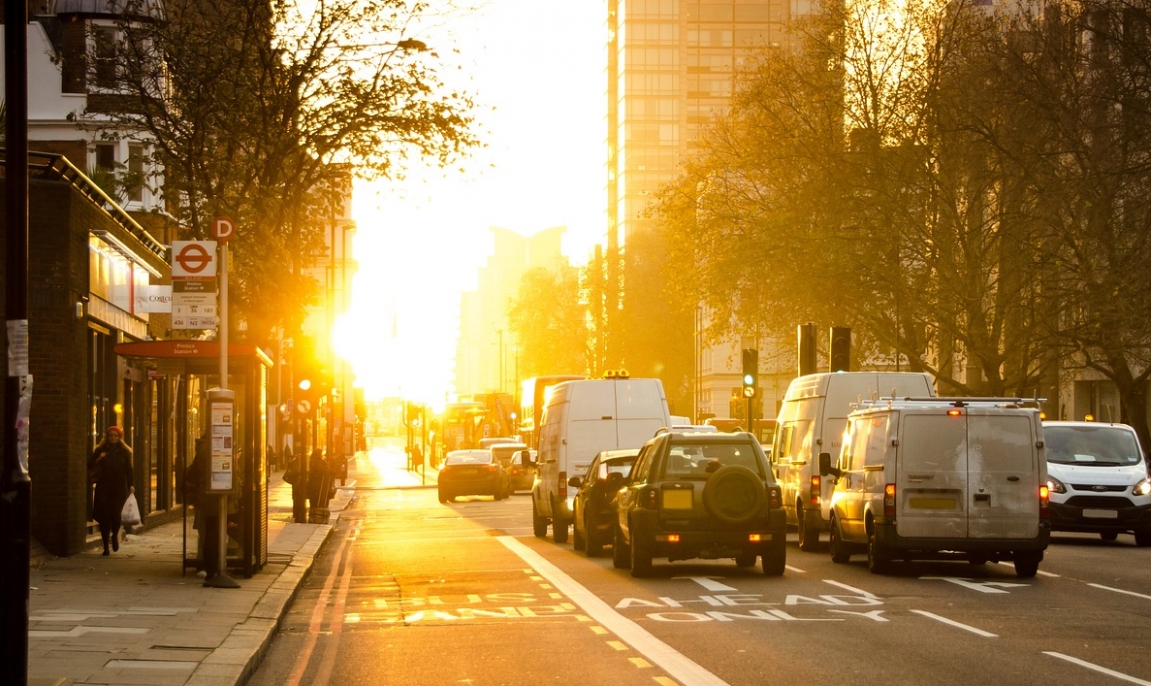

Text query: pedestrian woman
(88, 426), (134, 556)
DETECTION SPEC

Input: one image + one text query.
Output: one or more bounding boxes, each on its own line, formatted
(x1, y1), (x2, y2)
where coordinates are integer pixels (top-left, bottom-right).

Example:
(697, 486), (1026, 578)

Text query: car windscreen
(1045, 426), (1143, 466)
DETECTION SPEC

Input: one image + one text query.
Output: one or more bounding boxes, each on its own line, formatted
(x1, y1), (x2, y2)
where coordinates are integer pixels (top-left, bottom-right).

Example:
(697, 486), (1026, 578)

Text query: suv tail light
(883, 483), (896, 518)
(768, 485), (782, 509)
(642, 486), (658, 510)
(1039, 484), (1050, 520)
(810, 475), (821, 505)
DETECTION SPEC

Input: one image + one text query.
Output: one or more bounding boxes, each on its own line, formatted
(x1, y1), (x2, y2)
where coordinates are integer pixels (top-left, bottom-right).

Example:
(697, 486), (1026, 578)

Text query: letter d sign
(214, 216), (236, 244)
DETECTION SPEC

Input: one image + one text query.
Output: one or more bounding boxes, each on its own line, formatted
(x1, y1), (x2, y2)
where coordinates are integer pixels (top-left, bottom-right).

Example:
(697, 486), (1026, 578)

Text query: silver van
(820, 397), (1050, 577)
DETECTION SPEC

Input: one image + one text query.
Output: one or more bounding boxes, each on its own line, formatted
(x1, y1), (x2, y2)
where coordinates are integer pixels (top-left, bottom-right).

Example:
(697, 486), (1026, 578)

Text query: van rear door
(965, 409), (1041, 539)
(897, 408), (1040, 540)
(897, 412), (968, 538)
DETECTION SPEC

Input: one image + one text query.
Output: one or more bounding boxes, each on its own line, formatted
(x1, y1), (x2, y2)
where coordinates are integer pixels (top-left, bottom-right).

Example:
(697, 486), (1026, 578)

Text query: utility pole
(3, 0), (32, 678)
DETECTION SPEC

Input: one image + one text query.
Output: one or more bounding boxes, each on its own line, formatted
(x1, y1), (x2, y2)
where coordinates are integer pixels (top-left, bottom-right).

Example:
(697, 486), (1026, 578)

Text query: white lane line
(909, 610), (997, 638)
(1087, 583), (1151, 601)
(1044, 652), (1151, 685)
(498, 536), (731, 686)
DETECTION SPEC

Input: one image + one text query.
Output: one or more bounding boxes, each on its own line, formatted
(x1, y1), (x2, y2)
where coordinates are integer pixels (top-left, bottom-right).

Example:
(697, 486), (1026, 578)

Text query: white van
(1042, 421), (1151, 546)
(531, 374), (672, 543)
(820, 397), (1050, 577)
(773, 371), (935, 550)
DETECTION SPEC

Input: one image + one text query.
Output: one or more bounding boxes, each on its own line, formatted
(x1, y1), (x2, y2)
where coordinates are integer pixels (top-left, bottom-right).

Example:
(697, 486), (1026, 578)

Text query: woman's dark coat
(89, 441), (134, 526)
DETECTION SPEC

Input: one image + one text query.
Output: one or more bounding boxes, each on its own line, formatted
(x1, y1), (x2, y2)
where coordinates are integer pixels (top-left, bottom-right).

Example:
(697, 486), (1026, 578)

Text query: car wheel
(1014, 551), (1042, 578)
(629, 524), (653, 577)
(829, 515), (850, 564)
(1100, 531), (1119, 542)
(572, 515), (586, 551)
(735, 551), (757, 567)
(798, 504), (821, 552)
(438, 490), (448, 504)
(1135, 528), (1151, 547)
(585, 512), (604, 558)
(532, 500), (548, 538)
(612, 524), (630, 569)
(701, 466), (766, 526)
(867, 529), (891, 575)
(761, 537), (786, 576)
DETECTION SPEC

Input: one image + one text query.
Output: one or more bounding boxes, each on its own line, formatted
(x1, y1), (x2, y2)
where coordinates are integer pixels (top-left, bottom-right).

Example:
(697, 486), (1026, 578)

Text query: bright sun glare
(331, 1), (606, 407)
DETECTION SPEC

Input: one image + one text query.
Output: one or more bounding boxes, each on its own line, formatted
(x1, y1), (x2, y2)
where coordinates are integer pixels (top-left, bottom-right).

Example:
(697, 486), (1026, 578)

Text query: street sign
(214, 216), (236, 244)
(172, 241), (218, 329)
(172, 241), (217, 278)
(297, 399), (312, 415)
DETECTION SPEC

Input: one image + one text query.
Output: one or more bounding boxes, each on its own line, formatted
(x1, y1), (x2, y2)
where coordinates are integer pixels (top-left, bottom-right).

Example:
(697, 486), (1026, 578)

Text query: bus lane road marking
(499, 536), (733, 686)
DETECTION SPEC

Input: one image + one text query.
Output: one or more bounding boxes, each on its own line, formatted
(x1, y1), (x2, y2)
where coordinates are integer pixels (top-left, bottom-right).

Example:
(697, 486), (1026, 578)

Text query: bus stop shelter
(114, 340), (272, 578)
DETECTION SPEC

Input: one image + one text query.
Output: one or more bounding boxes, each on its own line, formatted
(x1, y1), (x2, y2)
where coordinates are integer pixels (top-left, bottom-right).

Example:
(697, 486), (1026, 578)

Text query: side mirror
(818, 452), (841, 478)
(568, 475), (582, 488)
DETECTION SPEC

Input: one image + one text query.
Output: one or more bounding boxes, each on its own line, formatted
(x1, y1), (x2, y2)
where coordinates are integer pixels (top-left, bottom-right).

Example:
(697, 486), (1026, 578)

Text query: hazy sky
(336, 1), (607, 403)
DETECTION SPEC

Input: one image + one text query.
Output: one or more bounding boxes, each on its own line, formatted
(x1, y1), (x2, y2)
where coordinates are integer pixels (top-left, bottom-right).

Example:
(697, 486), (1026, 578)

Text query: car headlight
(1134, 477), (1151, 497)
(1047, 476), (1067, 494)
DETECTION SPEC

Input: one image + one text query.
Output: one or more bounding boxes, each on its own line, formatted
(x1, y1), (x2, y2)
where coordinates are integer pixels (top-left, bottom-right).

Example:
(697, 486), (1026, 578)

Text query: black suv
(612, 430), (786, 577)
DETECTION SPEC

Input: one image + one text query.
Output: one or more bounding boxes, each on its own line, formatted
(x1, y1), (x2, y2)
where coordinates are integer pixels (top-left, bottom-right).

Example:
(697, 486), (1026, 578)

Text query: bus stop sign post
(205, 233), (240, 589)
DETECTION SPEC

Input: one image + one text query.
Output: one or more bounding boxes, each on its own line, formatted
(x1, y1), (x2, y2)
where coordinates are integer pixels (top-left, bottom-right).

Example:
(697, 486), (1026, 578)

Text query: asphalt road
(248, 442), (1151, 686)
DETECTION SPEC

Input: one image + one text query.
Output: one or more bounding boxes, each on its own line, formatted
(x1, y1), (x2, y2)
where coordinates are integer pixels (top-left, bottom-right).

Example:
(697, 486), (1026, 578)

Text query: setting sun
(331, 1), (606, 405)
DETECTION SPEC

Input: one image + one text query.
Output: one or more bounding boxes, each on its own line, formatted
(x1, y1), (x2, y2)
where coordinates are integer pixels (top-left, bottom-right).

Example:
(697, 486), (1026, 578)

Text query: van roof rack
(856, 396), (1046, 409)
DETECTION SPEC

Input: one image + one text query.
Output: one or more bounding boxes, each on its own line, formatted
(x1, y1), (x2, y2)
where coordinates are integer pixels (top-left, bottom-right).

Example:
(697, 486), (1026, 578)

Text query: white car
(1043, 421), (1151, 546)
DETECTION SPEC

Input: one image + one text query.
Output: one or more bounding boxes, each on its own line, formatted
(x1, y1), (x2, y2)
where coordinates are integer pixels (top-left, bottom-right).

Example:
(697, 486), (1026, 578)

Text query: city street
(248, 438), (1151, 686)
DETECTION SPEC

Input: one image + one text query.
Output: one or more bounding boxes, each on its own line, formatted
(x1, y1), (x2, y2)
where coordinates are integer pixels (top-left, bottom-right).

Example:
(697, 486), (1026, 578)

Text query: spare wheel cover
(702, 465), (766, 526)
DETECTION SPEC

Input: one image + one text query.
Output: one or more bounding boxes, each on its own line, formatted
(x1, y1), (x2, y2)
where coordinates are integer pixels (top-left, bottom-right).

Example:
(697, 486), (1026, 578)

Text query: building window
(128, 144), (146, 202)
(94, 26), (118, 89)
(95, 143), (116, 171)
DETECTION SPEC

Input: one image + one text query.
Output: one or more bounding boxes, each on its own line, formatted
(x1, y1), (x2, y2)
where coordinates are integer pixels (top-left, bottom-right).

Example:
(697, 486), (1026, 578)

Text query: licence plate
(909, 497), (955, 510)
(662, 490), (693, 510)
(1083, 508), (1118, 519)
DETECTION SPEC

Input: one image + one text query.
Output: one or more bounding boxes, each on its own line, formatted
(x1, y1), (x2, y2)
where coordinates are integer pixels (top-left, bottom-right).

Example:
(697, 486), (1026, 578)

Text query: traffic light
(295, 377), (319, 415)
(830, 326), (851, 372)
(742, 348), (758, 398)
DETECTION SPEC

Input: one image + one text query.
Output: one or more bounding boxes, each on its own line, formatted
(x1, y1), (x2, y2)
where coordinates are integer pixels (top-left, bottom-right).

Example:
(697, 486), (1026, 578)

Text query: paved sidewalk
(28, 450), (436, 686)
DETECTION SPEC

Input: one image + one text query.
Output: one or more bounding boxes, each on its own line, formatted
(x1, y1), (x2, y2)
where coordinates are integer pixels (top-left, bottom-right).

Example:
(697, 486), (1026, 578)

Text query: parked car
(507, 449), (538, 493)
(612, 430), (786, 577)
(570, 449), (640, 557)
(438, 450), (510, 503)
(1043, 421), (1151, 546)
